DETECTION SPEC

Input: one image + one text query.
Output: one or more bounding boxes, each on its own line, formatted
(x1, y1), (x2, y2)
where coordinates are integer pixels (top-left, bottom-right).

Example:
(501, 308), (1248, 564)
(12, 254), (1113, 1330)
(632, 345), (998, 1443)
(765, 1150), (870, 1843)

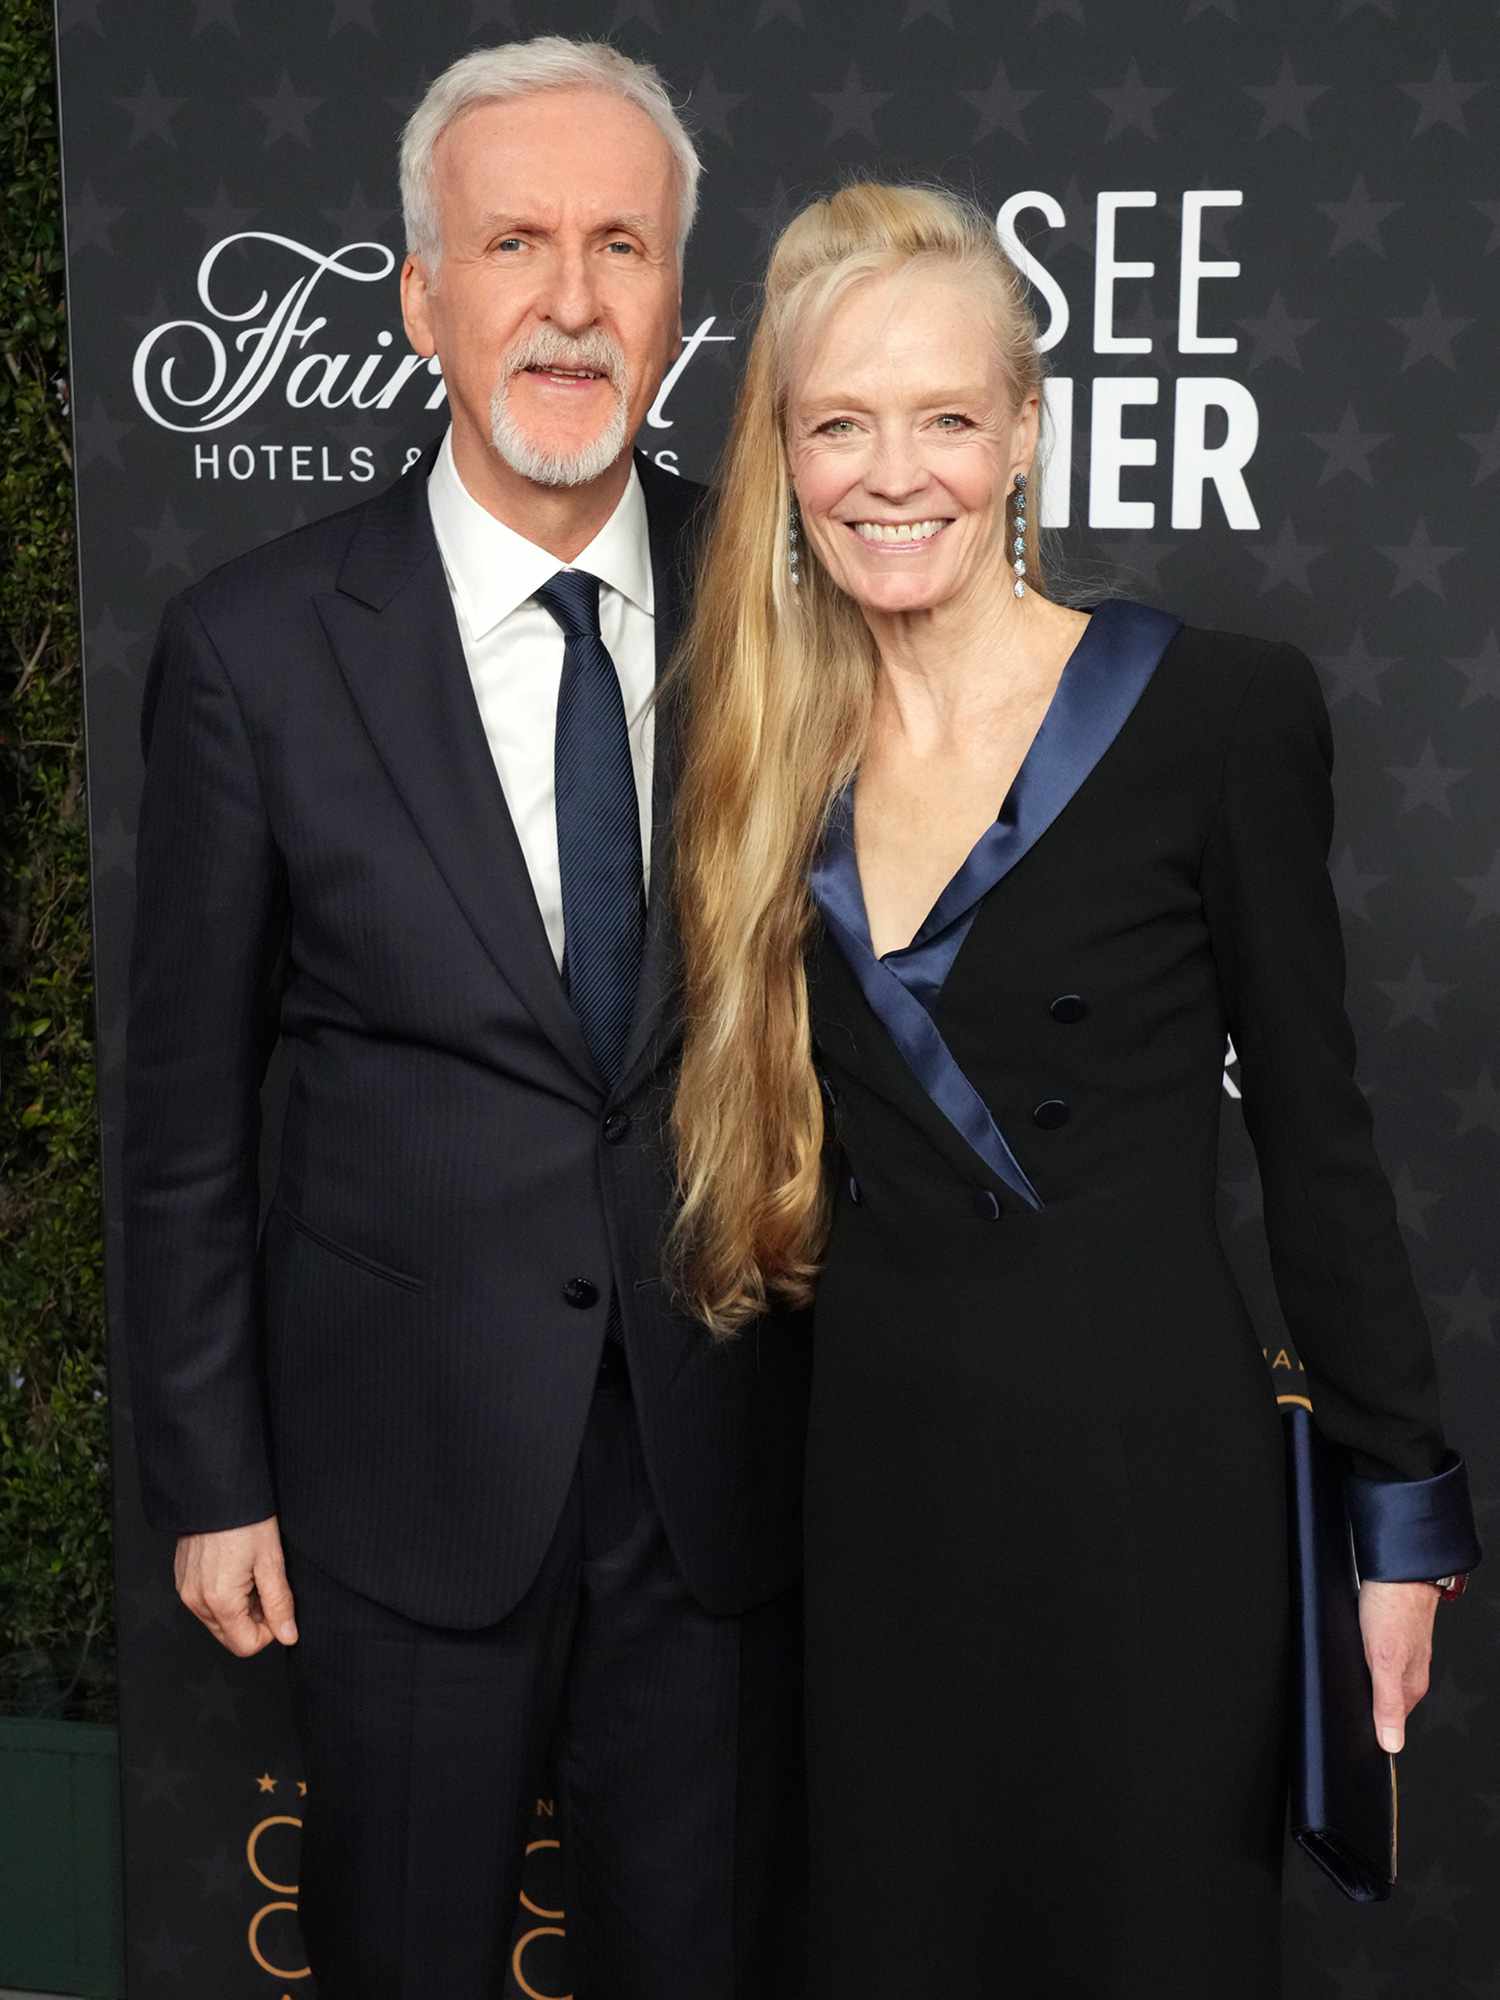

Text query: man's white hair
(399, 37), (701, 274)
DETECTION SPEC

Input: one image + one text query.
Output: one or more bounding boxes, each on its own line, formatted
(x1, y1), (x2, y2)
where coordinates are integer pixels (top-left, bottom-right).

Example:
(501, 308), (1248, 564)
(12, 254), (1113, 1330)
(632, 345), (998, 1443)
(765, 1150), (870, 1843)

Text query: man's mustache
(504, 329), (628, 386)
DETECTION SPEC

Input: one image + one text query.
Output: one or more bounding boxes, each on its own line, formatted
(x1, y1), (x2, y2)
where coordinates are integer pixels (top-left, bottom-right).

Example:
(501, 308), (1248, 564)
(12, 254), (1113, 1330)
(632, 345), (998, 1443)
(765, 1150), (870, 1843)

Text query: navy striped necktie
(535, 569), (644, 1087)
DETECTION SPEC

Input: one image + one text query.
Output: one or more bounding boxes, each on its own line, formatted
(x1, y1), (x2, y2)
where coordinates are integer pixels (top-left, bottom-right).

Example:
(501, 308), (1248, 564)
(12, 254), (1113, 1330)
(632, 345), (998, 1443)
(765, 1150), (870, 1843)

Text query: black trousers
(282, 1353), (805, 1999)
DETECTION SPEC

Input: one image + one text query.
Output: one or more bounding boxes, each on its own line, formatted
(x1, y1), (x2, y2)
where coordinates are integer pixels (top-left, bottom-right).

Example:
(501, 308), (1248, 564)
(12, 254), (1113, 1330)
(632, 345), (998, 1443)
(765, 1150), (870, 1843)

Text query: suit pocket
(272, 1201), (427, 1294)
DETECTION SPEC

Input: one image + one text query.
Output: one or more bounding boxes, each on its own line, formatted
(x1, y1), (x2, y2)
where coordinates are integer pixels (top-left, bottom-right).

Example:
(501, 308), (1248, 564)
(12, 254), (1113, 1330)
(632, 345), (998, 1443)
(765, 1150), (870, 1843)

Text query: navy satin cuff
(1345, 1454), (1482, 1582)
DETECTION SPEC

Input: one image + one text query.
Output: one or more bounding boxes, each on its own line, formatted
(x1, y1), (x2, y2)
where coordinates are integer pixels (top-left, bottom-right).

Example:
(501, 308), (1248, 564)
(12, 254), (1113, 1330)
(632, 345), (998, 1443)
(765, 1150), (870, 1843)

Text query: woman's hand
(1359, 1579), (1439, 1753)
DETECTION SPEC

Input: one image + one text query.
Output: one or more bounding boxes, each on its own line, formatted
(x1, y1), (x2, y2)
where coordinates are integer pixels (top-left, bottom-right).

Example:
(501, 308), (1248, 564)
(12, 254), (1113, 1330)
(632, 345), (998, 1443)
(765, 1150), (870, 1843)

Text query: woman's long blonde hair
(668, 183), (1047, 1334)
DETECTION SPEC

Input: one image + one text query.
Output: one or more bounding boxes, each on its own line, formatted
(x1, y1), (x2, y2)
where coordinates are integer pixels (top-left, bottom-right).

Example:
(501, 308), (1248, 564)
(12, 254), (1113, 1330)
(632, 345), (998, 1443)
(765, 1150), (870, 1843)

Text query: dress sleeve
(1199, 641), (1480, 1581)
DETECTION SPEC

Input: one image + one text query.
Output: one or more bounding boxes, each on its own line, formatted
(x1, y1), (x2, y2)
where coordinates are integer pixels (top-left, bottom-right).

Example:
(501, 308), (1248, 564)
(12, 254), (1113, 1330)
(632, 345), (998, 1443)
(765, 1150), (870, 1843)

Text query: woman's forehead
(793, 272), (1003, 403)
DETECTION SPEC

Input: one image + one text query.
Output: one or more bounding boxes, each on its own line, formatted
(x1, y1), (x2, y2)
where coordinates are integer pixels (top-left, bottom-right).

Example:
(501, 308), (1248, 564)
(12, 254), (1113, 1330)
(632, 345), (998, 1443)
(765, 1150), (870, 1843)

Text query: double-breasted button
(562, 1277), (599, 1309)
(602, 1111), (631, 1144)
(1050, 992), (1089, 1024)
(847, 1175), (863, 1205)
(972, 1188), (1001, 1220)
(1032, 1098), (1070, 1130)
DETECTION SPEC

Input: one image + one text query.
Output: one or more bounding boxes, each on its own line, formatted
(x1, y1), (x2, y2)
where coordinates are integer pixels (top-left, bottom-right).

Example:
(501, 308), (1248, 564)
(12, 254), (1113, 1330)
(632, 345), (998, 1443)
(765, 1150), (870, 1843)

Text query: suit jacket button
(1050, 993), (1089, 1024)
(847, 1175), (863, 1205)
(563, 1277), (599, 1309)
(602, 1111), (631, 1144)
(1032, 1098), (1070, 1129)
(972, 1188), (1001, 1219)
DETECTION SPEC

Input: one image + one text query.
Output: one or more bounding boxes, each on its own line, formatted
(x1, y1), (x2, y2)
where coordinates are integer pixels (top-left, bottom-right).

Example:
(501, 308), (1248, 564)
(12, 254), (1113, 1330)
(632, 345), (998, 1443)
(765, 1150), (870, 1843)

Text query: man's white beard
(489, 328), (631, 489)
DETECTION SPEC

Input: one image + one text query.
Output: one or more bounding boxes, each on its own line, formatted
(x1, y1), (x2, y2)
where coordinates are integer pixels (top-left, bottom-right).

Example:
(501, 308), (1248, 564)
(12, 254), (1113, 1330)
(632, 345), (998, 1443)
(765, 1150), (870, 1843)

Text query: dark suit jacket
(123, 445), (810, 1628)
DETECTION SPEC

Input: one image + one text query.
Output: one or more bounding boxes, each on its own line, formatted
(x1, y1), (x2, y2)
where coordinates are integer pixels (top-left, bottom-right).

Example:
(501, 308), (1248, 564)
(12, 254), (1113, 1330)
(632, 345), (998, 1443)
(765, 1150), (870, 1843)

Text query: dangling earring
(788, 495), (802, 589)
(1010, 472), (1028, 599)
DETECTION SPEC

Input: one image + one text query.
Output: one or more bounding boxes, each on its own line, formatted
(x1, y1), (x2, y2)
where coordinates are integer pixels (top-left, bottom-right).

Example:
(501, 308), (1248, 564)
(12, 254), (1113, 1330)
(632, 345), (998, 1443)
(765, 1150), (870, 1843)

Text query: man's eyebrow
(472, 211), (663, 240)
(598, 212), (662, 240)
(475, 212), (547, 237)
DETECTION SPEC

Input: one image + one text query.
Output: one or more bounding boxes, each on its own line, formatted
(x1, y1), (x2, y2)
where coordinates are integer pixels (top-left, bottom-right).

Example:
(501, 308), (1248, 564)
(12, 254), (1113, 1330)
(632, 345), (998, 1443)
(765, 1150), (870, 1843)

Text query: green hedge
(1, 0), (113, 1722)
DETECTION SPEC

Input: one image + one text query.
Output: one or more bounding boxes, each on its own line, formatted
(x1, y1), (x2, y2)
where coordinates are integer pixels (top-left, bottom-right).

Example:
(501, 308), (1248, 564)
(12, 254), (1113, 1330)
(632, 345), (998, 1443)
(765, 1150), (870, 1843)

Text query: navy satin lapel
(902, 598), (1182, 981)
(808, 599), (1182, 1209)
(812, 789), (1042, 1210)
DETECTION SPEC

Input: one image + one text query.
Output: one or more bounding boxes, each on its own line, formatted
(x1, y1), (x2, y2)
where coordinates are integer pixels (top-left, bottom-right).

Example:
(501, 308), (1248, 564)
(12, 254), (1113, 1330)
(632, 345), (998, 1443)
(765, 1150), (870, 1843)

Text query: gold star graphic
(256, 1772), (277, 1793)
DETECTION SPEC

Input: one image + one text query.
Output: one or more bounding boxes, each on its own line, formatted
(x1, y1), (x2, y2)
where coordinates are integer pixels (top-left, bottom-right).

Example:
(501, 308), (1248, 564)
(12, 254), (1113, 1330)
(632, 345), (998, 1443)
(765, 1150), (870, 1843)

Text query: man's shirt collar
(427, 426), (654, 640)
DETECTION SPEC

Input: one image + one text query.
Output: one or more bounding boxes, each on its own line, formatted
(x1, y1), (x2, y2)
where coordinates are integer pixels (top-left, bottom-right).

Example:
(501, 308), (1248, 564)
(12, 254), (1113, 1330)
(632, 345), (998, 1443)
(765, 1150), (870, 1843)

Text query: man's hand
(174, 1514), (299, 1658)
(1359, 1578), (1439, 1754)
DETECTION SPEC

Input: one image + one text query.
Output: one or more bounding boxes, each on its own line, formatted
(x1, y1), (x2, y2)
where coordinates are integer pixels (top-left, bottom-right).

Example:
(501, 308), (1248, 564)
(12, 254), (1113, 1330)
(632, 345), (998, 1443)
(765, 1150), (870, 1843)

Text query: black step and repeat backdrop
(56, 0), (1497, 1992)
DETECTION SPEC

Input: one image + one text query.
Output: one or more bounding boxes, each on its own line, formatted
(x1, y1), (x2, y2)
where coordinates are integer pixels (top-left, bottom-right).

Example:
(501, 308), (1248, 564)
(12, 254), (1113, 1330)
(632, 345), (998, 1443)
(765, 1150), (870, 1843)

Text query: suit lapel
(614, 458), (705, 1100)
(316, 444), (598, 1093)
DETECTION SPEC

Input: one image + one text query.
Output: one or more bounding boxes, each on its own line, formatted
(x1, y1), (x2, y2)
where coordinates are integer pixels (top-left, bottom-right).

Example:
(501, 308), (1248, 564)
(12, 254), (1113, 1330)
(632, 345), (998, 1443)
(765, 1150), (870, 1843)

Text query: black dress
(802, 601), (1478, 1998)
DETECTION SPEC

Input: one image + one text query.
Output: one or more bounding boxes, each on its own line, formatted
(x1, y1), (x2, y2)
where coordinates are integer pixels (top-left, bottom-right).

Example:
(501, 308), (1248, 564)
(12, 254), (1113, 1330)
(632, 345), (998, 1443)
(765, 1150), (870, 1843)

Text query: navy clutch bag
(1282, 1397), (1397, 1902)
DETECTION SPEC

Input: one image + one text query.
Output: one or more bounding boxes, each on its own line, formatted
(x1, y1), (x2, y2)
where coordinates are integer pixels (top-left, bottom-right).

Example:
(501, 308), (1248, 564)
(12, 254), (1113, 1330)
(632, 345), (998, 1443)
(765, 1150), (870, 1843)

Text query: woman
(668, 185), (1480, 1996)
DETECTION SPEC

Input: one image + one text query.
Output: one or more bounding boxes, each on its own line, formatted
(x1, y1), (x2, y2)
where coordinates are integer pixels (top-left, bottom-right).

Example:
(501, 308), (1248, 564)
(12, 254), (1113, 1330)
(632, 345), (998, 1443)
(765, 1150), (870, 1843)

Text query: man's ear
(401, 255), (437, 359)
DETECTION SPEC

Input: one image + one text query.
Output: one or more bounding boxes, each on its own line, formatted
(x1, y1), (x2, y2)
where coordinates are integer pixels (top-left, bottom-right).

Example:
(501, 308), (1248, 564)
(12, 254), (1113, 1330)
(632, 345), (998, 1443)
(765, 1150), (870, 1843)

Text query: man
(124, 38), (808, 1998)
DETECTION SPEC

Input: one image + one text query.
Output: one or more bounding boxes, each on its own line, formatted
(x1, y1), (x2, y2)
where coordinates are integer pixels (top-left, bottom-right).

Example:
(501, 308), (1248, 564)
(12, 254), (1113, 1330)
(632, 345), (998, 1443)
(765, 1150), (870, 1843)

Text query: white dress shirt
(426, 427), (656, 972)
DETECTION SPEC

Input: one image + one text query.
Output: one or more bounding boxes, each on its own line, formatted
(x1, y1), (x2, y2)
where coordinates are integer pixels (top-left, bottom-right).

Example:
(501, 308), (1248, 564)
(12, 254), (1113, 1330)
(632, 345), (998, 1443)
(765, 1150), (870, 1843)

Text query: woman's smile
(845, 518), (954, 550)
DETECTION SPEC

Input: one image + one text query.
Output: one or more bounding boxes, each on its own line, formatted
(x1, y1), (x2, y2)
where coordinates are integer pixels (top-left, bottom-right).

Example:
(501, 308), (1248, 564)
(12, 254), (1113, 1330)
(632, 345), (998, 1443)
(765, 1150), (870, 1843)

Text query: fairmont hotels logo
(127, 230), (728, 485)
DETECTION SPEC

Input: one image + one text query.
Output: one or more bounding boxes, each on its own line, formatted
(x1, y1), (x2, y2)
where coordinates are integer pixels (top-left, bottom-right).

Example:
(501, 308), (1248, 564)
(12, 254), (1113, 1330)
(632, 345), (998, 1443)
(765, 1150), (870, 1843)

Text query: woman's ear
(1012, 389), (1042, 476)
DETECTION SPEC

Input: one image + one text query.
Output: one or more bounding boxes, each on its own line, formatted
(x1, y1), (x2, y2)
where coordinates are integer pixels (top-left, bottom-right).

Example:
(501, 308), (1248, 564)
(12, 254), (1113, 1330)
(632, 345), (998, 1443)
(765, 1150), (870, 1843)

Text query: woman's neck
(863, 584), (1047, 752)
